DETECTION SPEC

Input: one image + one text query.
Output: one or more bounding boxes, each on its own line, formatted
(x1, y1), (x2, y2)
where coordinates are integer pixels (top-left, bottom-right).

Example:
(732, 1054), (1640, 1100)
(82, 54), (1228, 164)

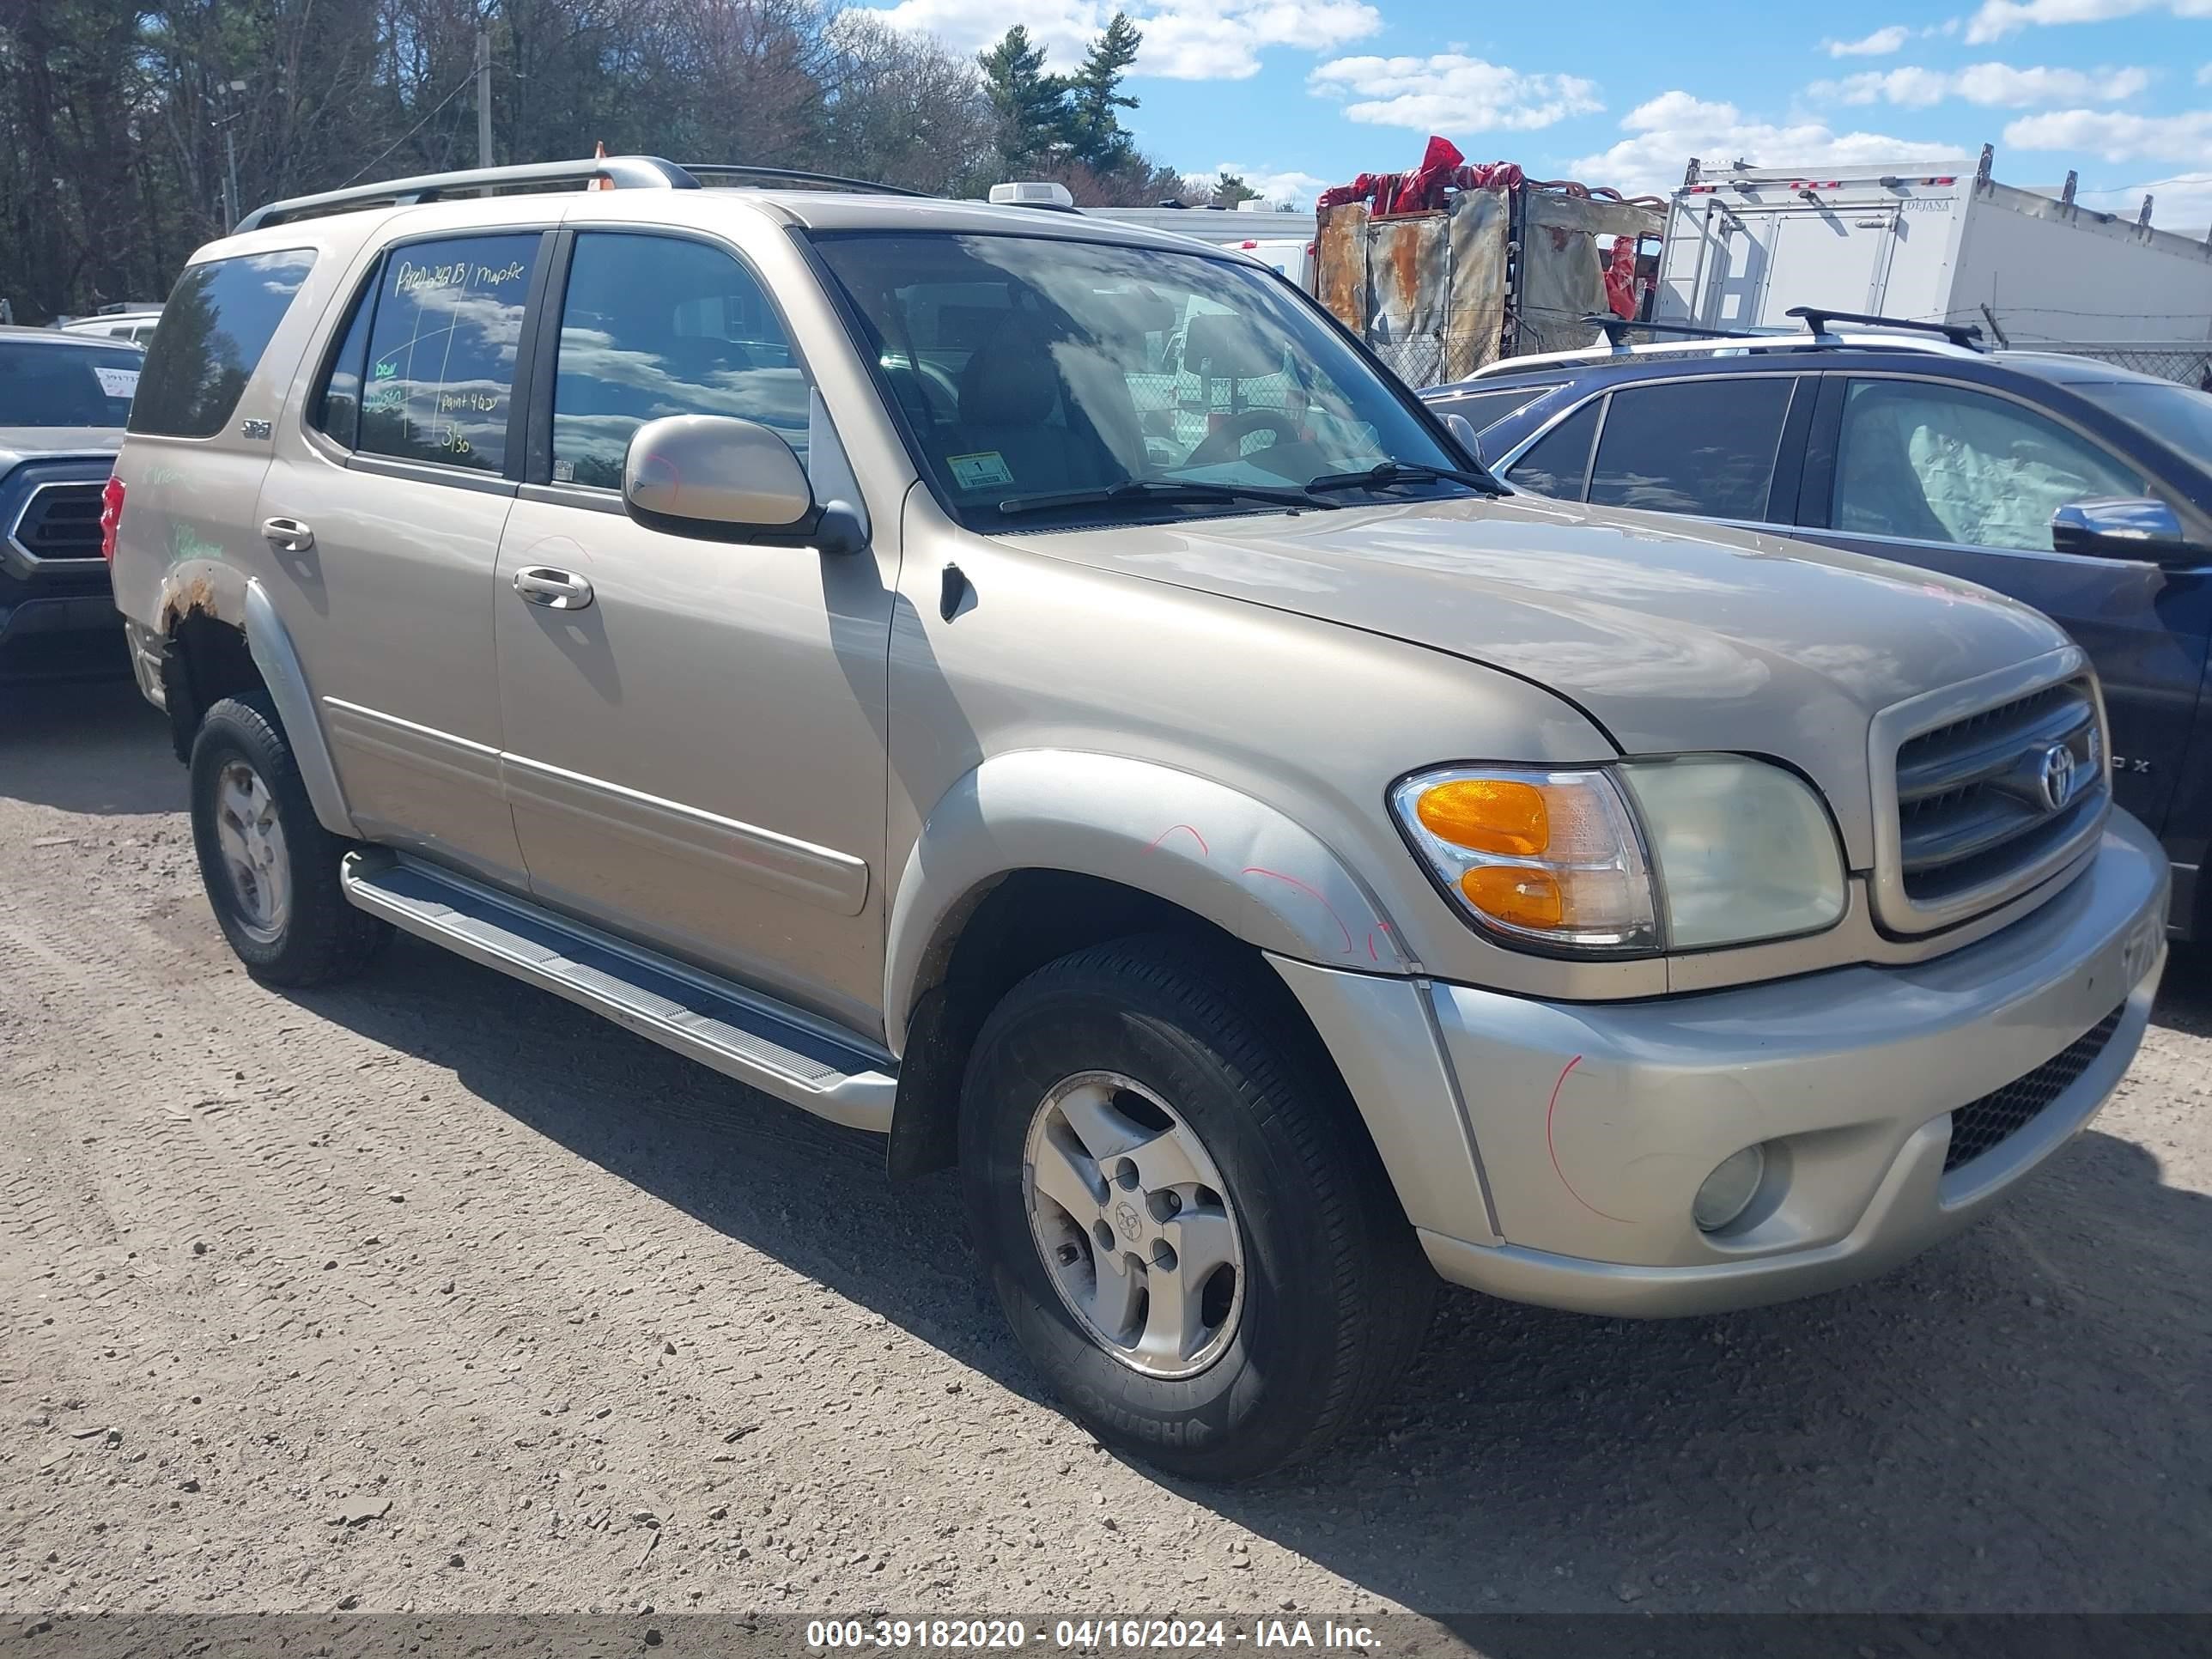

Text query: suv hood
(1015, 495), (2073, 866)
(0, 426), (125, 471)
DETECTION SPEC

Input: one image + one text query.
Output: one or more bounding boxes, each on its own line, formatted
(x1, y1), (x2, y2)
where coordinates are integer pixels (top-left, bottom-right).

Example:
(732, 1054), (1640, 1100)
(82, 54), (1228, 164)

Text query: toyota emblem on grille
(2038, 742), (2077, 812)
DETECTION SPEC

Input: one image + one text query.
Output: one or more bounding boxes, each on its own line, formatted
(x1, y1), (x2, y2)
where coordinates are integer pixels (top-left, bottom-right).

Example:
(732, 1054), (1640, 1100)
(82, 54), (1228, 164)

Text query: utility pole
(215, 78), (247, 229)
(476, 28), (494, 173)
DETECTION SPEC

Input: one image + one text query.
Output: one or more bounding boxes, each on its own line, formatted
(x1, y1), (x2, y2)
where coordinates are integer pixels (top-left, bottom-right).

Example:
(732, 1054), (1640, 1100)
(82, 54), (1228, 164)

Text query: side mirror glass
(2051, 497), (2202, 564)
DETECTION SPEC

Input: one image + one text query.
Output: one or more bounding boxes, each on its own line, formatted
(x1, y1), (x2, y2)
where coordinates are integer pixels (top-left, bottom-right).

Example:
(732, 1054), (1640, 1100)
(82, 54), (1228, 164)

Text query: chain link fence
(2018, 342), (2212, 390)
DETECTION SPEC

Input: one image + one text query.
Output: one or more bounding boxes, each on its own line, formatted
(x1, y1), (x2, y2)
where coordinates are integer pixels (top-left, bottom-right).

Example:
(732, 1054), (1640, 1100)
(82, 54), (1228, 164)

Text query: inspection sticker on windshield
(94, 367), (141, 400)
(947, 451), (1014, 490)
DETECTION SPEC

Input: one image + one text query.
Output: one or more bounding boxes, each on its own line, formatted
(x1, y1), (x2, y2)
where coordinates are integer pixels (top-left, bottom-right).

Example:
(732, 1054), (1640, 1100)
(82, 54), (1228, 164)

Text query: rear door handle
(261, 517), (314, 553)
(513, 566), (595, 610)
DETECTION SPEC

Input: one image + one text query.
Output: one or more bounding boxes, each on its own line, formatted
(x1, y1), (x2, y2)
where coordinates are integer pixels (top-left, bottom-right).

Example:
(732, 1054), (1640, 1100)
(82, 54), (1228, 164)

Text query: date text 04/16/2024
(803, 1620), (1382, 1650)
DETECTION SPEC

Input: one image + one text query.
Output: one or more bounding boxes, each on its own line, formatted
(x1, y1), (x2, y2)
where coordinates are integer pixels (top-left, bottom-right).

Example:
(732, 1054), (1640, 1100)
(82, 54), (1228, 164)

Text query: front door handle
(513, 566), (595, 610)
(261, 516), (314, 553)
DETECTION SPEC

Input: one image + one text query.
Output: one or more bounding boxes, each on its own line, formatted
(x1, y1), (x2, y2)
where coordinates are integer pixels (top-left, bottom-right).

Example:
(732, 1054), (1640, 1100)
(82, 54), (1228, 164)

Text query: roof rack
(678, 162), (927, 199)
(1580, 313), (1753, 347)
(1786, 306), (1983, 349)
(235, 154), (922, 232)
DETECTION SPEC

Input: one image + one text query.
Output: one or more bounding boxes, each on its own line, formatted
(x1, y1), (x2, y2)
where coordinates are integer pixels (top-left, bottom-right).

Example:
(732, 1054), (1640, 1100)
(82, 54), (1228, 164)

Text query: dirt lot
(3, 681), (2209, 1623)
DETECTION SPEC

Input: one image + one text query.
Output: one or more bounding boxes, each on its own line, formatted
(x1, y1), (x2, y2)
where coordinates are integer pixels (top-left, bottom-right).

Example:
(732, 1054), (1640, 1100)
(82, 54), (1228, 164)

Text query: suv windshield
(2070, 378), (2212, 470)
(0, 339), (141, 427)
(811, 231), (1473, 526)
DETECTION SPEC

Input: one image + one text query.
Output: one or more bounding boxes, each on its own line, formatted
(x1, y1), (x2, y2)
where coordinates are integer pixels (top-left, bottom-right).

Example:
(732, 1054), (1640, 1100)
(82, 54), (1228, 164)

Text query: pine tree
(1064, 13), (1141, 173)
(976, 26), (1066, 172)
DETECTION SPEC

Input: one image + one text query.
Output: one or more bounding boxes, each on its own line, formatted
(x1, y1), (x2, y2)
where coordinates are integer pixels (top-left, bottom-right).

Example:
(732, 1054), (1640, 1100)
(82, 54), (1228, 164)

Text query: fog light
(1692, 1145), (1765, 1232)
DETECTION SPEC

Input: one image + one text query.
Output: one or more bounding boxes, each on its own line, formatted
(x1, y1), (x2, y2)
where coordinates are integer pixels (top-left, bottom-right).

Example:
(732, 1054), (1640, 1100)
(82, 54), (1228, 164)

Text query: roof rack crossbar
(234, 155), (698, 232)
(1786, 305), (1983, 349)
(677, 162), (927, 198)
(1582, 313), (1755, 346)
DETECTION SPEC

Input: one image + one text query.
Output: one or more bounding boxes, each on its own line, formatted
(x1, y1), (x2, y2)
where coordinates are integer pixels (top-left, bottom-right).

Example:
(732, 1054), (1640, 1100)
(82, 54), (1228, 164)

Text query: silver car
(106, 156), (2169, 1480)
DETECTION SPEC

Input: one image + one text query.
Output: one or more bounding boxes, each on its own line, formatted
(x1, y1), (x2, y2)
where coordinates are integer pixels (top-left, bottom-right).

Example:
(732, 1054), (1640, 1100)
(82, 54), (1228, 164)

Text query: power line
(335, 68), (475, 190)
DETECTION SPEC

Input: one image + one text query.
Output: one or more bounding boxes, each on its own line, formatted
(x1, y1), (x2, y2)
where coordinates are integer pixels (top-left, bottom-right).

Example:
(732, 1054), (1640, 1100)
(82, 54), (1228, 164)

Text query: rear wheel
(960, 935), (1434, 1480)
(189, 694), (389, 987)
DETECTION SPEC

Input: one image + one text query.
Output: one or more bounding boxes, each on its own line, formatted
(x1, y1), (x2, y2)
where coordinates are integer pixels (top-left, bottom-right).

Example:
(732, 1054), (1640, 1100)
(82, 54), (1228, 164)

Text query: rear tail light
(99, 475), (125, 562)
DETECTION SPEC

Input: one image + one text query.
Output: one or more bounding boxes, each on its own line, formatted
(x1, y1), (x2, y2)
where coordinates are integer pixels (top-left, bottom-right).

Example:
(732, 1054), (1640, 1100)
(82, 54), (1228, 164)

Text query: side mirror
(1443, 411), (1486, 467)
(2051, 497), (2202, 564)
(623, 415), (866, 555)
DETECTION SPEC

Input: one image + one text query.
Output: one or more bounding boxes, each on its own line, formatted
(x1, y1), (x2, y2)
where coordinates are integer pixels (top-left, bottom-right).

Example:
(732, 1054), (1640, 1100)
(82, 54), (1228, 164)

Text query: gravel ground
(3, 680), (2208, 1623)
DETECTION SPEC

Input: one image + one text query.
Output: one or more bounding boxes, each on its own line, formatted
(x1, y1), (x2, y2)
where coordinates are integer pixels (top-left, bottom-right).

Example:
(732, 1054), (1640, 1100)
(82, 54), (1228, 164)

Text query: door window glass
(1506, 401), (1598, 499)
(1589, 378), (1792, 518)
(357, 233), (538, 474)
(551, 233), (810, 489)
(311, 276), (376, 450)
(1835, 379), (2146, 550)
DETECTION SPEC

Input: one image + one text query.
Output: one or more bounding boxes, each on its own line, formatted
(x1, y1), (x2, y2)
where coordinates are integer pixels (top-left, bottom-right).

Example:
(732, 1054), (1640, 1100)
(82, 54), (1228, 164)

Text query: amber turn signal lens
(1460, 866), (1563, 929)
(1417, 778), (1547, 858)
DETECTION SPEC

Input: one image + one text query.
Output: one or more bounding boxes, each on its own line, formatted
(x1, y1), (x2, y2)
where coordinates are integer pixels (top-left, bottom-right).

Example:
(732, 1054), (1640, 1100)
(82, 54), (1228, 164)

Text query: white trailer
(1652, 145), (2212, 347)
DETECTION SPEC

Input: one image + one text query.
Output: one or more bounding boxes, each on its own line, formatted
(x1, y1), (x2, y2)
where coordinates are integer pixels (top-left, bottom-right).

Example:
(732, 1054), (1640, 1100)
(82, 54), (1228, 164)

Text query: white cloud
(1307, 53), (1602, 131)
(1202, 161), (1332, 204)
(853, 0), (1379, 80)
(2004, 106), (2212, 160)
(1139, 0), (1382, 79)
(2198, 61), (2212, 83)
(1965, 0), (2212, 46)
(1570, 91), (1965, 198)
(1824, 25), (1911, 56)
(1814, 61), (2149, 108)
(2078, 172), (2212, 228)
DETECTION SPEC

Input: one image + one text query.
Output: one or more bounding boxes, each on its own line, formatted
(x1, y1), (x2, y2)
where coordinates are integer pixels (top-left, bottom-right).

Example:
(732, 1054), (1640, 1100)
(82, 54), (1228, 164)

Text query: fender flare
(883, 750), (1412, 1050)
(239, 579), (356, 838)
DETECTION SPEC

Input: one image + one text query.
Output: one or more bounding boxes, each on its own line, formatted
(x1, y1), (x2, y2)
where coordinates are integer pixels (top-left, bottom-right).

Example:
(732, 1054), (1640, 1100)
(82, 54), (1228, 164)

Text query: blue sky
(860, 0), (2212, 227)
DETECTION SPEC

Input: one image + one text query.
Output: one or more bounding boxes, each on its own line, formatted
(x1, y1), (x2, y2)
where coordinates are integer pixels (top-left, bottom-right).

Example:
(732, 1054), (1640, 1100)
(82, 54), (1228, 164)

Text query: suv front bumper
(1273, 809), (2169, 1318)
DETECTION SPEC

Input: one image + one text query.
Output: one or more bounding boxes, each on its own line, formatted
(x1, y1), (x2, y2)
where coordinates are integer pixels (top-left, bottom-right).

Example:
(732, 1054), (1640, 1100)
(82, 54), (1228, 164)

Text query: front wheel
(959, 935), (1435, 1480)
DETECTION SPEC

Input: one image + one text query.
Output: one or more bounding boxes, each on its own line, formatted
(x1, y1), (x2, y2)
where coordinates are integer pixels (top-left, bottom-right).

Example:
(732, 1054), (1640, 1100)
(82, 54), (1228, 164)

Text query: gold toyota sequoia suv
(107, 156), (2169, 1479)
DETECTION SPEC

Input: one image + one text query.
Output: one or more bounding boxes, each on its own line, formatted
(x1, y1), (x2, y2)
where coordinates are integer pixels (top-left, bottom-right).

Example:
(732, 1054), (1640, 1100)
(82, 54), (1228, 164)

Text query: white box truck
(1652, 144), (2212, 347)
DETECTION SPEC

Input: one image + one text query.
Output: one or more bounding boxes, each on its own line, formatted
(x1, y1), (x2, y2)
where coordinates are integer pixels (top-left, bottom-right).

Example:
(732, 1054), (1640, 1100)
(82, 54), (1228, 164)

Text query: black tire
(959, 934), (1435, 1480)
(189, 692), (391, 987)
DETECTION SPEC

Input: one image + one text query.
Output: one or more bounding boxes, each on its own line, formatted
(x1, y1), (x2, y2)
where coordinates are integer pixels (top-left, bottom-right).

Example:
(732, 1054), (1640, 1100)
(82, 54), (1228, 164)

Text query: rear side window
(357, 233), (539, 474)
(1507, 400), (1599, 499)
(130, 250), (315, 438)
(312, 277), (377, 450)
(1588, 378), (1793, 519)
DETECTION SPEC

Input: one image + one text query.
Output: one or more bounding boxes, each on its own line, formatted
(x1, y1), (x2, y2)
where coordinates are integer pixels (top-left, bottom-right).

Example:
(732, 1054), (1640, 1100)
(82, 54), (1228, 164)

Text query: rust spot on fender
(160, 572), (219, 632)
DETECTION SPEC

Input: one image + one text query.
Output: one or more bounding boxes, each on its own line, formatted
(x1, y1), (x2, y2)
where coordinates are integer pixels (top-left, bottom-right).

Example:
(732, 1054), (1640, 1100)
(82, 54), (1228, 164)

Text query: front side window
(2066, 377), (2212, 471)
(551, 232), (810, 489)
(130, 249), (315, 438)
(0, 342), (143, 427)
(1834, 379), (2145, 551)
(810, 231), (1468, 526)
(357, 233), (538, 474)
(1588, 378), (1794, 519)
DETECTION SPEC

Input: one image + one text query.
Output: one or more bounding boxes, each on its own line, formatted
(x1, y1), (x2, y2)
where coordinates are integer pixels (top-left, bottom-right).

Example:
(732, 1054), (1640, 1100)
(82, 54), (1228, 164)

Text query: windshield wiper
(996, 478), (1336, 517)
(1303, 459), (1504, 498)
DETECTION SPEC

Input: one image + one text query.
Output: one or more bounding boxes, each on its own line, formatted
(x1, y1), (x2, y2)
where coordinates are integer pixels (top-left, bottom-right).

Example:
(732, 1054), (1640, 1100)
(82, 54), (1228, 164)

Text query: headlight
(1391, 757), (1844, 956)
(1390, 766), (1657, 952)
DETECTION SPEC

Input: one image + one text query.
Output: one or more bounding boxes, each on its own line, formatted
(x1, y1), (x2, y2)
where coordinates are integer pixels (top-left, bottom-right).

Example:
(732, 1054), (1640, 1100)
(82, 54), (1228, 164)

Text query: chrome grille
(7, 481), (106, 568)
(1890, 678), (2106, 921)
